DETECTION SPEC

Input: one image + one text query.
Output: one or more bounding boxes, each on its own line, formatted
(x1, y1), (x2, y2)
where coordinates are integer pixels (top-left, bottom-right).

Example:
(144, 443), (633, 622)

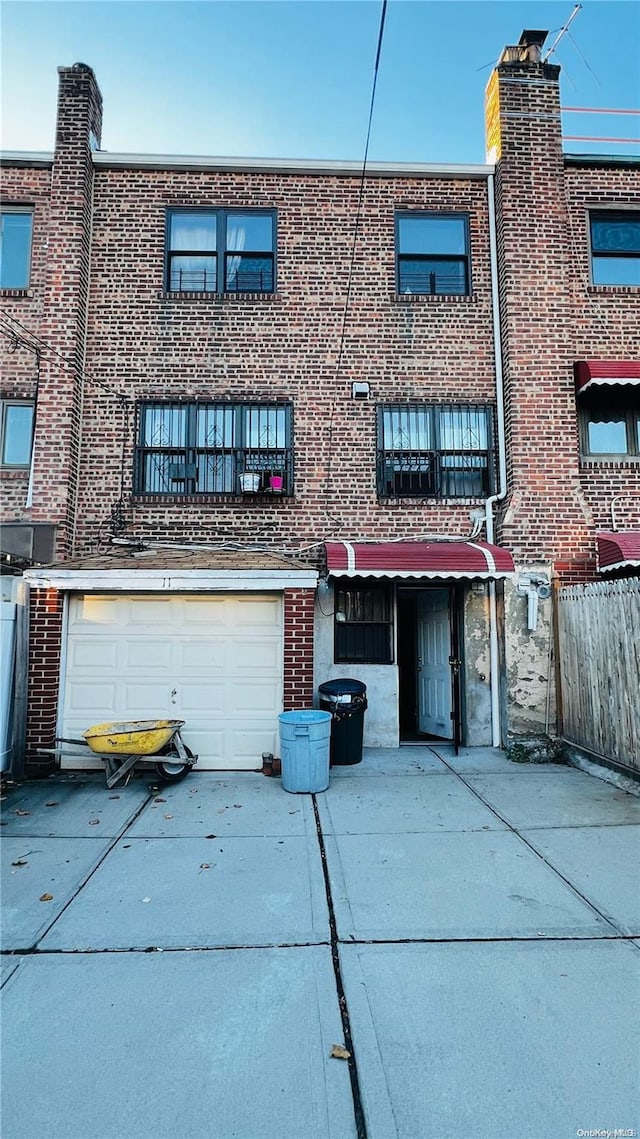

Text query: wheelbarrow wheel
(155, 741), (194, 784)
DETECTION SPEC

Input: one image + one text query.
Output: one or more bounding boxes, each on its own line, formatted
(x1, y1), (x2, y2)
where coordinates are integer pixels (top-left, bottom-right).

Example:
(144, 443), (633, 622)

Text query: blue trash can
(278, 710), (332, 794)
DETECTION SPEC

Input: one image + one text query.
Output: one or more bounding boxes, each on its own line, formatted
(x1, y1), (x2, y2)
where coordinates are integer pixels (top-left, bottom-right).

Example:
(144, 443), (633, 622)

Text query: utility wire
(324, 0), (387, 508)
(0, 308), (131, 403)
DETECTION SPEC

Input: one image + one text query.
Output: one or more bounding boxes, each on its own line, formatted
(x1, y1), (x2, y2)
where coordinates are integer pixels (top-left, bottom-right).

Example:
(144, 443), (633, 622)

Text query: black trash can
(318, 679), (367, 766)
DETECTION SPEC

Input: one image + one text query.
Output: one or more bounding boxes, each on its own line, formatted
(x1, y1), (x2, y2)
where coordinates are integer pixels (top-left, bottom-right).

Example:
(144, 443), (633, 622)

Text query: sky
(1, 0), (639, 164)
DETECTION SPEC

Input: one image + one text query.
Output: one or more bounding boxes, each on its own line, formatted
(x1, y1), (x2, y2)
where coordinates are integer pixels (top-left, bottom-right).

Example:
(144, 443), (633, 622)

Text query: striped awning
(574, 360), (640, 395)
(597, 531), (640, 573)
(325, 541), (514, 580)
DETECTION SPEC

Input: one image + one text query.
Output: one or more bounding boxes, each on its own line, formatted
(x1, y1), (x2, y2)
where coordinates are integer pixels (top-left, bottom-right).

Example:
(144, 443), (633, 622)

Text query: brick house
(1, 29), (638, 774)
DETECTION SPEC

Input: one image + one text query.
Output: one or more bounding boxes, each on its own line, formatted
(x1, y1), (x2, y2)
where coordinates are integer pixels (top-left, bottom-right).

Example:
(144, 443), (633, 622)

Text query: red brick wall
(491, 59), (640, 585)
(283, 589), (315, 708)
(70, 167), (498, 559)
(0, 165), (52, 520)
(25, 586), (64, 772)
(565, 163), (640, 557)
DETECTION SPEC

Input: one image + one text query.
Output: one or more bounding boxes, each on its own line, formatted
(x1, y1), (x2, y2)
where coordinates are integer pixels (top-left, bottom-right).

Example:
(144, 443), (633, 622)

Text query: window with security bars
(334, 582), (393, 664)
(396, 213), (470, 296)
(135, 402), (292, 495)
(166, 209), (275, 293)
(377, 404), (495, 498)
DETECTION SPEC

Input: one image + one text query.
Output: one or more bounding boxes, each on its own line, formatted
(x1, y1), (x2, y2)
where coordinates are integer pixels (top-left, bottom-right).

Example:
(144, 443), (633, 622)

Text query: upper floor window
(0, 209), (33, 289)
(580, 389), (640, 458)
(590, 211), (640, 286)
(1, 400), (34, 466)
(166, 209), (275, 294)
(377, 404), (495, 498)
(396, 213), (470, 295)
(135, 401), (292, 495)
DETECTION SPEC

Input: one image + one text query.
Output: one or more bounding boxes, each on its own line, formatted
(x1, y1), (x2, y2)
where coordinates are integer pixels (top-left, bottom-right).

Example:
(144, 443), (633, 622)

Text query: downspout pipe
(486, 173), (508, 748)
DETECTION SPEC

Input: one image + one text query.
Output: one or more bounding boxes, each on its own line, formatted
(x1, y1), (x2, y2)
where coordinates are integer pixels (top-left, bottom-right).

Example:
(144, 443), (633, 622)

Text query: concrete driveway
(2, 747), (639, 1139)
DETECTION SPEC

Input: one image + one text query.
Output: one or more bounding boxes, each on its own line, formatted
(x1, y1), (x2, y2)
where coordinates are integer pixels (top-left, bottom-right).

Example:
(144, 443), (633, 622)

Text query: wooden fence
(557, 577), (640, 774)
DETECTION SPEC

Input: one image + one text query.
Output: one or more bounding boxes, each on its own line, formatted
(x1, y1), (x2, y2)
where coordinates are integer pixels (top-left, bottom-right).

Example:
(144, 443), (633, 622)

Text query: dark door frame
(396, 582), (464, 751)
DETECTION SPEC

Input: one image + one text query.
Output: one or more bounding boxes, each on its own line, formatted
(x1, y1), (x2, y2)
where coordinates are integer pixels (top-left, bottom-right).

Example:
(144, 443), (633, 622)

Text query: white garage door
(61, 593), (283, 770)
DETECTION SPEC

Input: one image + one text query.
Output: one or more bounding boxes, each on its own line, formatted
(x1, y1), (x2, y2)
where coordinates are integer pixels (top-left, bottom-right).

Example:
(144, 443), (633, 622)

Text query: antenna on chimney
(542, 4), (582, 62)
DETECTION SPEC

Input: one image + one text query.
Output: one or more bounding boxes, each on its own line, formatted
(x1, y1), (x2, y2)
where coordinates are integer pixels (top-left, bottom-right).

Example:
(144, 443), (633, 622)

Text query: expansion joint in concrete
(312, 794), (368, 1139)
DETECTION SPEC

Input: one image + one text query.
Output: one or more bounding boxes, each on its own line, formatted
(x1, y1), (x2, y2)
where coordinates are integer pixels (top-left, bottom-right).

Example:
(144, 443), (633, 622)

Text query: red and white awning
(325, 541), (514, 580)
(596, 531), (640, 573)
(574, 360), (640, 395)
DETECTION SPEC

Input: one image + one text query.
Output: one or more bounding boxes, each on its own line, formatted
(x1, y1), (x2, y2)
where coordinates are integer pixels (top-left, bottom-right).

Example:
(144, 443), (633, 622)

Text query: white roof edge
(24, 568), (318, 591)
(0, 151), (54, 166)
(328, 569), (513, 580)
(91, 152), (494, 178)
(0, 149), (494, 179)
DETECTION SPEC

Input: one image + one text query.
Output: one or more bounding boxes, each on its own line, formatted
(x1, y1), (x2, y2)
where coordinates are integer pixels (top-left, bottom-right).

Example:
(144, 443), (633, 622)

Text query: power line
(324, 0), (388, 509)
(0, 308), (132, 403)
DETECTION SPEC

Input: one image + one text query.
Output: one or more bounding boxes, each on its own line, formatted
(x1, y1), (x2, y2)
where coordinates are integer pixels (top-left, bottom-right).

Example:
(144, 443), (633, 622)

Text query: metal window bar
(224, 252), (274, 293)
(397, 255), (469, 295)
(135, 402), (292, 495)
(377, 404), (495, 498)
(169, 265), (217, 292)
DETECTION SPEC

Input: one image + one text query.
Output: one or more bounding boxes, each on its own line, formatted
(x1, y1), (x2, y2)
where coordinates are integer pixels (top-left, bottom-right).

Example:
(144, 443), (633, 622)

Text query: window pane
(591, 215), (640, 254)
(226, 213), (273, 251)
(591, 256), (640, 287)
(197, 405), (235, 447)
(196, 452), (236, 493)
(169, 255), (216, 292)
(439, 408), (488, 449)
(142, 405), (187, 448)
(382, 406), (432, 450)
(2, 403), (34, 464)
(169, 212), (216, 251)
(587, 417), (628, 453)
(0, 212), (32, 289)
(398, 258), (467, 295)
(225, 253), (274, 292)
(244, 406), (286, 448)
(398, 216), (466, 255)
(336, 623), (390, 663)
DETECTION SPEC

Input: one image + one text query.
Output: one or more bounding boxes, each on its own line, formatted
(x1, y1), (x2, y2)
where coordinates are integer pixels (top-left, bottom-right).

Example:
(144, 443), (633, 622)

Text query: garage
(61, 592), (284, 770)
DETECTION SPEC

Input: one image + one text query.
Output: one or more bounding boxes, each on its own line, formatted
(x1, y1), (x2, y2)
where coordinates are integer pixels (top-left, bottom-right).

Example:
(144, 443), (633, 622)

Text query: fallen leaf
(39, 893), (54, 902)
(45, 802), (59, 808)
(88, 819), (100, 826)
(15, 809), (30, 816)
(200, 863), (211, 870)
(330, 1045), (351, 1061)
(11, 859), (28, 867)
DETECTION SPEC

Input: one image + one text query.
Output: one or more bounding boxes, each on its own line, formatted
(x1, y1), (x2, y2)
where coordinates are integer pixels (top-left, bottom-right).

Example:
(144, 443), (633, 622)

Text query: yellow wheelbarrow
(42, 719), (197, 789)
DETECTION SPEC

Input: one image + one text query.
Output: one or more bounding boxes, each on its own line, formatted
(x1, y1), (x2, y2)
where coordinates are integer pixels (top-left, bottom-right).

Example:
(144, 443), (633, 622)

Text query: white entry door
(61, 593), (283, 770)
(416, 589), (453, 739)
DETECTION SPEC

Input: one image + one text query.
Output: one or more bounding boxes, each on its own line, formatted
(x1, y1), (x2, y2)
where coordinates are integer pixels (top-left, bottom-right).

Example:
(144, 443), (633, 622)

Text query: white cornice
(24, 568), (318, 591)
(91, 152), (494, 178)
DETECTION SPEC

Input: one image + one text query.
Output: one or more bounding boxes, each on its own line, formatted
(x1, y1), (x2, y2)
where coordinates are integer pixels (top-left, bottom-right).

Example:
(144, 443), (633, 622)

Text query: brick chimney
(29, 65), (103, 557)
(486, 31), (593, 744)
(486, 30), (590, 568)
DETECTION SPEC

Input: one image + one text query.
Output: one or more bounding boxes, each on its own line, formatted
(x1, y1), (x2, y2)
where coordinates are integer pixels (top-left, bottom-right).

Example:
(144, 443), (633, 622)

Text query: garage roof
(24, 548), (318, 591)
